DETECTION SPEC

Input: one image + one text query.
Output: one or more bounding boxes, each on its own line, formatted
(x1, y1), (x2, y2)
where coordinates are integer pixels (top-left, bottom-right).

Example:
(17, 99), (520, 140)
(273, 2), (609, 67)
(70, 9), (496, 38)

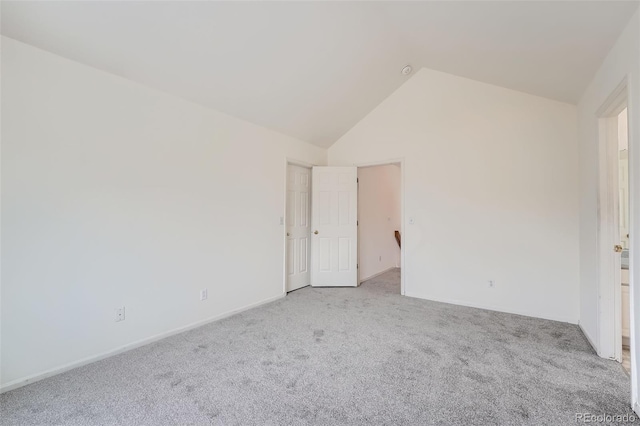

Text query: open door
(310, 167), (358, 287)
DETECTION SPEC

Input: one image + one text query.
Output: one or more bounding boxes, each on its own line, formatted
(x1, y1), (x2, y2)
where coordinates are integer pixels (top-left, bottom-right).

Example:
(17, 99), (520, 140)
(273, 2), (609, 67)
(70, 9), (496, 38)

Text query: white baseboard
(634, 402), (640, 416)
(359, 266), (399, 284)
(404, 292), (579, 325)
(0, 293), (285, 394)
(579, 322), (599, 354)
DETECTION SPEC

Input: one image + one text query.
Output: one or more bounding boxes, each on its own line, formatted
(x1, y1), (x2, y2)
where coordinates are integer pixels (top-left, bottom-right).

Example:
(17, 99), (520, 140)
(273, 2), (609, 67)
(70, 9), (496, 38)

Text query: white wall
(0, 37), (326, 389)
(358, 165), (401, 281)
(576, 10), (640, 412)
(329, 68), (580, 324)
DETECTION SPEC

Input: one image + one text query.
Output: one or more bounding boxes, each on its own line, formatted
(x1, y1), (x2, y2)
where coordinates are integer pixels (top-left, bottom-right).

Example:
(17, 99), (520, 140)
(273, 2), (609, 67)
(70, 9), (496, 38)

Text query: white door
(286, 165), (311, 292)
(311, 167), (358, 287)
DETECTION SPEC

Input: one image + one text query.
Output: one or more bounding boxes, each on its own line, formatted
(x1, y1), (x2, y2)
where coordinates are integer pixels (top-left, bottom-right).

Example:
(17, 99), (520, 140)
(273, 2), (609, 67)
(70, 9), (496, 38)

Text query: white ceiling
(2, 1), (637, 148)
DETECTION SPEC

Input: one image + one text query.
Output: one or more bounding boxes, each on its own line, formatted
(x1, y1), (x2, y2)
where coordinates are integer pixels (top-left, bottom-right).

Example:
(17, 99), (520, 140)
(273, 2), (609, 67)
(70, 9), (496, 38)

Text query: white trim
(400, 160), (405, 296)
(0, 293), (285, 394)
(355, 158), (404, 168)
(628, 70), (638, 415)
(359, 266), (399, 284)
(406, 292), (579, 325)
(579, 322), (599, 354)
(286, 157), (317, 169)
(596, 79), (628, 117)
(634, 402), (640, 417)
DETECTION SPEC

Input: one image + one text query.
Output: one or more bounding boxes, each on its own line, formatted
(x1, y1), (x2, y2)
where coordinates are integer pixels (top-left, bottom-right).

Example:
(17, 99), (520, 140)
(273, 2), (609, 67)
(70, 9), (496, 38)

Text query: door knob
(314, 230), (319, 235)
(614, 244), (623, 253)
(286, 233), (290, 237)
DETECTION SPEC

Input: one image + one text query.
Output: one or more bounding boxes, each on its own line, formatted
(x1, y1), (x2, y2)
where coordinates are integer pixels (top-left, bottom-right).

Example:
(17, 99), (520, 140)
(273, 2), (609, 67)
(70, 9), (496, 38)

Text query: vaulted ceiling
(2, 1), (637, 148)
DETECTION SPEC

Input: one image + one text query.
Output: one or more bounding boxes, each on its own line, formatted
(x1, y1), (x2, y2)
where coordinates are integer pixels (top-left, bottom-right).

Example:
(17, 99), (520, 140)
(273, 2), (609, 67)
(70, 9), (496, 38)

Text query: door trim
(355, 158), (405, 296)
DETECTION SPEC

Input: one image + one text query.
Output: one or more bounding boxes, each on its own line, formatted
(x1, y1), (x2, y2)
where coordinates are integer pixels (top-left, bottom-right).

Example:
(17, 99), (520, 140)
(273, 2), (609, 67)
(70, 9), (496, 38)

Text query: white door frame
(597, 77), (640, 414)
(597, 85), (626, 363)
(355, 158), (406, 296)
(596, 79), (629, 363)
(283, 158), (317, 294)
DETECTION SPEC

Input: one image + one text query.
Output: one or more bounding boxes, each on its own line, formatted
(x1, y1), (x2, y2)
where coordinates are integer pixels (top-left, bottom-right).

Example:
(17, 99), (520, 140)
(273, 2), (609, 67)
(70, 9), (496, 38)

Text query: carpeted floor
(1, 269), (635, 425)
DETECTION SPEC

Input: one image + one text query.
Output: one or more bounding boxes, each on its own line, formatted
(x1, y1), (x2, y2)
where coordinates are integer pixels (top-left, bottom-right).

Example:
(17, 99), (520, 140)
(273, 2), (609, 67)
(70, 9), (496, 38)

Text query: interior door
(311, 167), (358, 287)
(286, 165), (311, 292)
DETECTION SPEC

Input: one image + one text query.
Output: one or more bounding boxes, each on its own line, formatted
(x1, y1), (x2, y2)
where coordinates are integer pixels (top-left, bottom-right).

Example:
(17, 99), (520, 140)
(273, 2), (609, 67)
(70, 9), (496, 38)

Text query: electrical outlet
(379, 255), (382, 262)
(115, 307), (125, 322)
(488, 280), (495, 288)
(200, 289), (208, 301)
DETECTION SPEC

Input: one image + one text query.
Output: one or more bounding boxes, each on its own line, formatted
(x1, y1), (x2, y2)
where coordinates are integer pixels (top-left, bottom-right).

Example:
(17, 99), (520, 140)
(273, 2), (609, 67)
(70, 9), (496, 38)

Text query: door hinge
(357, 264), (359, 269)
(357, 178), (359, 183)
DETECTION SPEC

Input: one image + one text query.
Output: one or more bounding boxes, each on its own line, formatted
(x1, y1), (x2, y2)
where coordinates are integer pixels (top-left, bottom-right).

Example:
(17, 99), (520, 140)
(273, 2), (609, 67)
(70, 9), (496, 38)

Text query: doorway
(285, 162), (404, 292)
(618, 107), (631, 374)
(357, 163), (402, 293)
(596, 82), (633, 379)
